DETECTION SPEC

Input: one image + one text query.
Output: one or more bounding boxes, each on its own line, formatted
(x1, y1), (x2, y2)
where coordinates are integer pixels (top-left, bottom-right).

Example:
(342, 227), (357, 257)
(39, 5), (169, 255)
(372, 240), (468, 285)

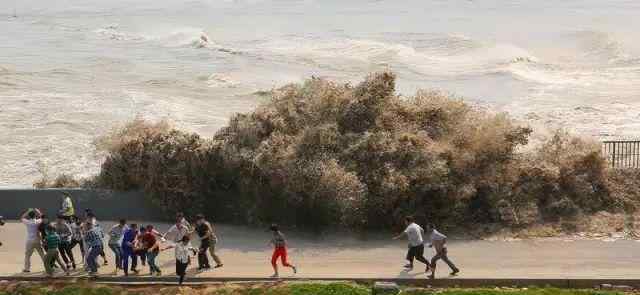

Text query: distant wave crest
(94, 25), (241, 54)
(256, 36), (539, 76)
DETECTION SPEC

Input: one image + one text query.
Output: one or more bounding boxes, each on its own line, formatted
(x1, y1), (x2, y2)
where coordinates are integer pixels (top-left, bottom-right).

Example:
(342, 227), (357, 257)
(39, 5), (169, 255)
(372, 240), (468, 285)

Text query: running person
(426, 223), (459, 279)
(194, 215), (212, 270)
(132, 226), (148, 270)
(54, 215), (76, 269)
(84, 221), (104, 277)
(108, 219), (127, 274)
(269, 224), (297, 278)
(21, 208), (45, 273)
(206, 217), (223, 268)
(85, 211), (108, 265)
(121, 223), (139, 276)
(393, 216), (430, 272)
(142, 225), (162, 276)
(43, 224), (69, 277)
(163, 235), (197, 285)
(163, 218), (192, 244)
(69, 216), (85, 261)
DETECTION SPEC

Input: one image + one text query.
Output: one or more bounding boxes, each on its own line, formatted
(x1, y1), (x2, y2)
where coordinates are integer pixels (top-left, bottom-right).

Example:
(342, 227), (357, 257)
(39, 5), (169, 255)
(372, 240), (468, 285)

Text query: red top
(141, 232), (157, 249)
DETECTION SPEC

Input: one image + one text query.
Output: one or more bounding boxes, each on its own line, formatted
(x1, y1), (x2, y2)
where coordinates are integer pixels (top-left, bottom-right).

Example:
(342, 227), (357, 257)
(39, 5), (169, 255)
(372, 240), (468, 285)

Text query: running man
(393, 216), (430, 272)
(121, 223), (139, 276)
(108, 219), (127, 274)
(43, 224), (70, 277)
(196, 214), (223, 268)
(54, 215), (76, 269)
(176, 212), (192, 231)
(21, 208), (44, 273)
(84, 221), (105, 277)
(163, 217), (193, 243)
(206, 217), (223, 268)
(85, 210), (108, 265)
(142, 225), (162, 276)
(69, 216), (85, 261)
(194, 215), (212, 270)
(426, 223), (459, 279)
(269, 224), (297, 278)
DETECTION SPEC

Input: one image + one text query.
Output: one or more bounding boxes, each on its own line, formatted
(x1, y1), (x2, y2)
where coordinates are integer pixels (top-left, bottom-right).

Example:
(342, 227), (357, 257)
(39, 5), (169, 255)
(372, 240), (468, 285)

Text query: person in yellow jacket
(59, 192), (75, 221)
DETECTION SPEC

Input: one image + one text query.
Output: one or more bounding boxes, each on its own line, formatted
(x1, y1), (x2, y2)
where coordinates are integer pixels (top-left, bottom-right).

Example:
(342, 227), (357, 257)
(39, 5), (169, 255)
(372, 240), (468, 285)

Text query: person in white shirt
(21, 208), (45, 273)
(426, 223), (459, 279)
(392, 216), (430, 272)
(163, 235), (197, 284)
(163, 217), (193, 244)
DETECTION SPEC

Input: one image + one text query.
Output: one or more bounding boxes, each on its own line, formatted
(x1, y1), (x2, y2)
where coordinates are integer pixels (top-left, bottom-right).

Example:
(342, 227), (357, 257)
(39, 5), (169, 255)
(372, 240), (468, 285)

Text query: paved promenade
(1, 221), (639, 280)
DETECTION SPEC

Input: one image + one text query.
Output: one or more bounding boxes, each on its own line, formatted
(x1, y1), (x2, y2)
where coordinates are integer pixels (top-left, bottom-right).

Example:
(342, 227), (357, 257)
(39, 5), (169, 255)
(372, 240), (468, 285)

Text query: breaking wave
(93, 25), (241, 53)
(255, 36), (538, 76)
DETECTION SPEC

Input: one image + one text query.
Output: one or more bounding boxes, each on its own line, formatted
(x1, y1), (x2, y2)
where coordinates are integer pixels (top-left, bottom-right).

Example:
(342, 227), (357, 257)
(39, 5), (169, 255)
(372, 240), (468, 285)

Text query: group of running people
(20, 194), (297, 284)
(17, 194), (456, 283)
(393, 216), (460, 279)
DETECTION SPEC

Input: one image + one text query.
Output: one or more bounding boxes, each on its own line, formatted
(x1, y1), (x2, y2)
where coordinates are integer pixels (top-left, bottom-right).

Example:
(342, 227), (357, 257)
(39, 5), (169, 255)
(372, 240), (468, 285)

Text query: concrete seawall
(0, 189), (164, 220)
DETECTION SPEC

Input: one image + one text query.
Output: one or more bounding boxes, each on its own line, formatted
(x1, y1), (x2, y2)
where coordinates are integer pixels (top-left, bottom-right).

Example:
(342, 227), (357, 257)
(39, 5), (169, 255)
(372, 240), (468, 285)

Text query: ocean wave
(203, 73), (239, 88)
(93, 24), (242, 54)
(256, 37), (538, 76)
(505, 61), (640, 87)
(94, 24), (145, 41)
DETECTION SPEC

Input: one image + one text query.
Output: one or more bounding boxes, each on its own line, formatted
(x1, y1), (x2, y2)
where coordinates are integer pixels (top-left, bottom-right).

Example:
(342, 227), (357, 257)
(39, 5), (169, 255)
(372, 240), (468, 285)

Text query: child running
(268, 224), (297, 278)
(426, 223), (460, 279)
(163, 235), (197, 285)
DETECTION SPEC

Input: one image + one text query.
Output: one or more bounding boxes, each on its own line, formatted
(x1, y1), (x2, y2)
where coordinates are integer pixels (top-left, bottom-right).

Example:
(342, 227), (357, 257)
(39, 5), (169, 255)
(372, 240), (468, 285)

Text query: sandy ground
(1, 221), (640, 280)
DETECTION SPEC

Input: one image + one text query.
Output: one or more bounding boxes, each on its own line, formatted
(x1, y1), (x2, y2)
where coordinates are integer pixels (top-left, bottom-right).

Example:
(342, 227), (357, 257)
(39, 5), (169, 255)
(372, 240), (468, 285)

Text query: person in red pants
(269, 224), (297, 278)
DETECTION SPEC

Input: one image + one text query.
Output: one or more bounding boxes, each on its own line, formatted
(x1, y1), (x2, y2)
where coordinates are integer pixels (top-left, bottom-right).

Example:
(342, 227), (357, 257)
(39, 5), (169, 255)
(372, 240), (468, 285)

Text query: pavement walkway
(1, 221), (640, 281)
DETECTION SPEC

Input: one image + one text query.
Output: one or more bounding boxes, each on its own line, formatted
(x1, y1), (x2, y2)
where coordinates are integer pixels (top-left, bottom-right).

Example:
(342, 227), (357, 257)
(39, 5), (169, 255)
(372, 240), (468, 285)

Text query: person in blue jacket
(120, 223), (139, 276)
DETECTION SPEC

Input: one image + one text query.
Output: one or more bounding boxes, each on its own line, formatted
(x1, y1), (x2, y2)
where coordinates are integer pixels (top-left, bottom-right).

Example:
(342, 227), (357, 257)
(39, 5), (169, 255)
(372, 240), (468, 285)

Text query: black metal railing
(602, 141), (640, 168)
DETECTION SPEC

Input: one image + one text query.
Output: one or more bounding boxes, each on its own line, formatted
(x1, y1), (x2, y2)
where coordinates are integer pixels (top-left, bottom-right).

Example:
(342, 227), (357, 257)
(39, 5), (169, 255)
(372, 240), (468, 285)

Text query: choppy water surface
(1, 0), (639, 186)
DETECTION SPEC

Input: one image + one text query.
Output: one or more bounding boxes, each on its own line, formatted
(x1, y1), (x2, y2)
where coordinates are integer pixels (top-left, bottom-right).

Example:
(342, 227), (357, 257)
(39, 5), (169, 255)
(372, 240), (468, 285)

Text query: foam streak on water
(1, 0), (640, 186)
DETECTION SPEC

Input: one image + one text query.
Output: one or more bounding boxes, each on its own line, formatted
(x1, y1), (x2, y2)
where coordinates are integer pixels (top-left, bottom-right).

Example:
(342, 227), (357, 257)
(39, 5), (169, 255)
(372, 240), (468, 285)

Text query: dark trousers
(147, 250), (161, 273)
(406, 244), (429, 266)
(198, 238), (211, 268)
(431, 247), (458, 273)
(69, 239), (85, 259)
(122, 246), (135, 274)
(58, 240), (75, 266)
(134, 248), (147, 268)
(176, 260), (189, 284)
(87, 245), (102, 273)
